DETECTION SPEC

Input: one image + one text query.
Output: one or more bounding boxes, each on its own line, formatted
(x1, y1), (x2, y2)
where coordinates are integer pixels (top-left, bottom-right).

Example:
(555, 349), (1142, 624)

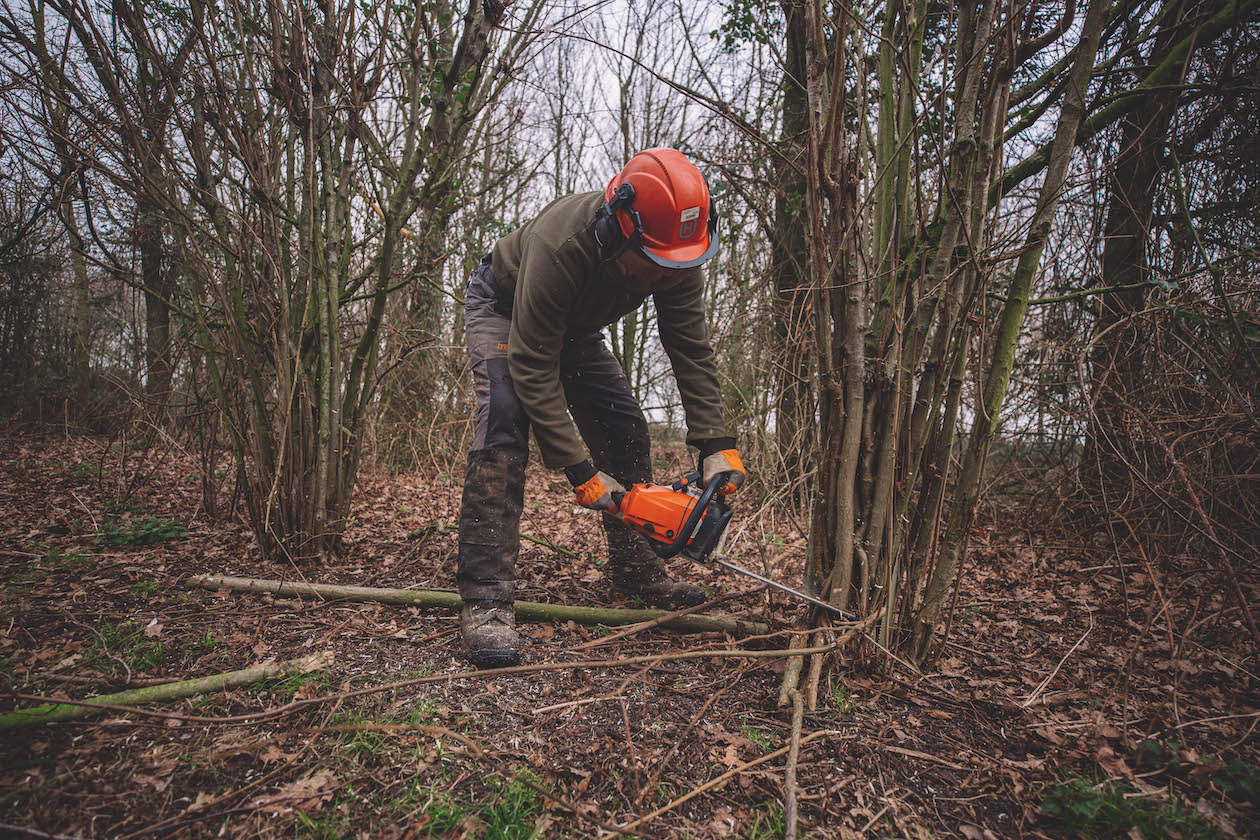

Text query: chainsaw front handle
(653, 469), (732, 559)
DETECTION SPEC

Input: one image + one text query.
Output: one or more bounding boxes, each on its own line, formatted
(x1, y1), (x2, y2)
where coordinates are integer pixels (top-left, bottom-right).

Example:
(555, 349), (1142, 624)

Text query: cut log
(0, 653), (331, 730)
(185, 574), (770, 636)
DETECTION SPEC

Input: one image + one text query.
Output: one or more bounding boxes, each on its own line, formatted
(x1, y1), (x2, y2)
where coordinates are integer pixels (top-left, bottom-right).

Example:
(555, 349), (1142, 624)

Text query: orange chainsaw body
(612, 473), (733, 561)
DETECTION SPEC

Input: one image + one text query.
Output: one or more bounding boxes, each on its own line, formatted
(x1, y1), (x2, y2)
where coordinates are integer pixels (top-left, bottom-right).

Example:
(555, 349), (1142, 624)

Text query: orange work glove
(564, 460), (626, 512)
(697, 438), (745, 496)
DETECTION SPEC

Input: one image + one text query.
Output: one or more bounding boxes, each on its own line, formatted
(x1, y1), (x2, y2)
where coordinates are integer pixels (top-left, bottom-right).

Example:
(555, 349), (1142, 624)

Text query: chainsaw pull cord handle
(654, 469), (732, 559)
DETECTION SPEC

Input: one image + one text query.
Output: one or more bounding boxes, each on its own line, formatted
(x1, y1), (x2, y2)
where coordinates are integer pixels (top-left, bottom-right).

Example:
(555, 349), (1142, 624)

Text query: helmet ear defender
(594, 177), (719, 268)
(594, 182), (641, 263)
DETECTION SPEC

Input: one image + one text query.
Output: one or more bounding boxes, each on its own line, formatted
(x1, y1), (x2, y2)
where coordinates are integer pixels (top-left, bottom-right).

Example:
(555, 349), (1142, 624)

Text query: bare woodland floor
(0, 428), (1257, 839)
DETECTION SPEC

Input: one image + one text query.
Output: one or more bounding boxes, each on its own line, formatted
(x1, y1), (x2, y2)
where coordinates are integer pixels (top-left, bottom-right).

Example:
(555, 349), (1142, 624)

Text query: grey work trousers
(457, 259), (652, 602)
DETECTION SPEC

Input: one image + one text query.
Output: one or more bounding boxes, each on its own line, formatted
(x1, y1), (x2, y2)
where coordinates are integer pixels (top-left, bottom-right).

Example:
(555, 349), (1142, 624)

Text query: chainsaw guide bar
(606, 471), (857, 621)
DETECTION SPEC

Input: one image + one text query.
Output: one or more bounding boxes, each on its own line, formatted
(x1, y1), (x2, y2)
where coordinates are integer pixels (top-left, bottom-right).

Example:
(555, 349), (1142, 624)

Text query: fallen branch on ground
(185, 574), (770, 636)
(13, 639), (850, 728)
(0, 653), (331, 730)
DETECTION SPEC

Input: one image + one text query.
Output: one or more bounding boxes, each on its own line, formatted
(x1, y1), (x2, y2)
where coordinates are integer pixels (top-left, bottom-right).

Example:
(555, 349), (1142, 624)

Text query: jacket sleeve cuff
(564, 459), (598, 487)
(693, 437), (737, 461)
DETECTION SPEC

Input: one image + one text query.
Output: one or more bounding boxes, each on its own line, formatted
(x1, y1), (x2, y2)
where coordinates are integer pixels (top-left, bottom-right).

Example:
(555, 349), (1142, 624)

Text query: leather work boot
(460, 600), (520, 669)
(604, 517), (706, 609)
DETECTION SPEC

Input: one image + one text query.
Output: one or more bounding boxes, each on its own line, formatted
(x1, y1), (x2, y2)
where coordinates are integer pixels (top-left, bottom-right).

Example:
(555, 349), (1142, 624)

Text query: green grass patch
(1210, 759), (1260, 806)
(192, 630), (220, 653)
(741, 725), (771, 750)
(333, 722), (392, 763)
(389, 771), (551, 838)
(86, 621), (167, 673)
(8, 567), (42, 584)
(7, 550), (91, 586)
(741, 805), (786, 840)
(47, 548), (90, 567)
(826, 677), (855, 713)
(296, 808), (352, 839)
(69, 461), (99, 479)
(95, 515), (187, 546)
(1041, 775), (1226, 838)
(324, 703), (446, 766)
(388, 777), (465, 832)
(104, 497), (146, 514)
(1136, 739), (1260, 807)
(252, 669), (336, 702)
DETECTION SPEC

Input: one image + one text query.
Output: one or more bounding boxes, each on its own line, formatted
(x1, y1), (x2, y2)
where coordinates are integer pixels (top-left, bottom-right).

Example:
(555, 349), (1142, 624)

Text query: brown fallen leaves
(249, 769), (341, 814)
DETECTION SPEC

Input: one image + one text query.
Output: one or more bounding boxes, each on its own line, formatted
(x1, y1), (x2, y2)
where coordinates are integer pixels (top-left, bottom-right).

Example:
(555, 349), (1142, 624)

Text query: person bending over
(457, 148), (746, 668)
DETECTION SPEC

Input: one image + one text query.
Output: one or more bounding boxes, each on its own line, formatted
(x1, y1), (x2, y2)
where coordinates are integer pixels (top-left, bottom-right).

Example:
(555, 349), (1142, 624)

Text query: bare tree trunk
(912, 0), (1112, 663)
(140, 197), (172, 405)
(771, 0), (814, 491)
(800, 0), (858, 608)
(68, 212), (92, 403)
(1087, 0), (1189, 502)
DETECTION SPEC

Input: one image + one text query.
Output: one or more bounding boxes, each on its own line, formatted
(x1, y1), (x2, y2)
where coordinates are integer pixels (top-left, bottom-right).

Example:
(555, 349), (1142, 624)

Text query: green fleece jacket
(490, 191), (726, 469)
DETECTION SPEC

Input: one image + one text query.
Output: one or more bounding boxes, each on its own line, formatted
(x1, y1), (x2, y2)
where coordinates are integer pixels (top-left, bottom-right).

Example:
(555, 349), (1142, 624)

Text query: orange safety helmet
(595, 148), (719, 270)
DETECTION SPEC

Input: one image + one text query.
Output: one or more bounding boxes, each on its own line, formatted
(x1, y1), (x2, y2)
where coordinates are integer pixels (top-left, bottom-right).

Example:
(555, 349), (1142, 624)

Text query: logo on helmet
(678, 206), (701, 239)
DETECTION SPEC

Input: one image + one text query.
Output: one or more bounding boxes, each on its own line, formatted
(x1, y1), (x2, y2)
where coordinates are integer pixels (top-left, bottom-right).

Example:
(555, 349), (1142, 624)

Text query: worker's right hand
(564, 460), (626, 512)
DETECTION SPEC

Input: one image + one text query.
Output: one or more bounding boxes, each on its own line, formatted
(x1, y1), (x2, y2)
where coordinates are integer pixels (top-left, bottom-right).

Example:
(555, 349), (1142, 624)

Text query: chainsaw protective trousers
(458, 259), (652, 603)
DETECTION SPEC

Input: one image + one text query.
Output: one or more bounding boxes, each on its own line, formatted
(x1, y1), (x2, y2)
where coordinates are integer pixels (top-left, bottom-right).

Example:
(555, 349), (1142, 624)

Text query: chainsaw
(607, 471), (855, 619)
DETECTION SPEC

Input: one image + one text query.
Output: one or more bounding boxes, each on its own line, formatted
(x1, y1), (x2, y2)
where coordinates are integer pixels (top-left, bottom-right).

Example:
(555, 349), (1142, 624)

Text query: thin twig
(804, 628), (828, 711)
(303, 723), (646, 838)
(784, 688), (805, 840)
(612, 730), (837, 835)
(618, 696), (646, 793)
(858, 804), (891, 834)
(777, 631), (808, 706)
(569, 587), (766, 652)
(1022, 611), (1093, 707)
(632, 664), (745, 808)
(0, 824), (89, 840)
(1156, 710), (1260, 735)
(1135, 411), (1260, 652)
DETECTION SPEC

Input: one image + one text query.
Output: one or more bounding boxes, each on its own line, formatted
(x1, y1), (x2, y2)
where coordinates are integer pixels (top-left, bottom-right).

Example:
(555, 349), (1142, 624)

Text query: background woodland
(0, 0), (1256, 667)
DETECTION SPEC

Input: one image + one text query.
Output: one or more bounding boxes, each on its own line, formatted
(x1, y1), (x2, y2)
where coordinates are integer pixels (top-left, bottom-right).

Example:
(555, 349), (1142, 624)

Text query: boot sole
(467, 648), (520, 669)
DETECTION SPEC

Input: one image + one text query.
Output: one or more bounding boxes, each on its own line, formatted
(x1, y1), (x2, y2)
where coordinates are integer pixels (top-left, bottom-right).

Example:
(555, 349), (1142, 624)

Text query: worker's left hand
(698, 438), (745, 495)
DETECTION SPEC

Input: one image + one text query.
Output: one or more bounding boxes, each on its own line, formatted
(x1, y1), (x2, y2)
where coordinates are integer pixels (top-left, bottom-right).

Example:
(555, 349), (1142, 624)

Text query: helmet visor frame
(634, 225), (719, 270)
